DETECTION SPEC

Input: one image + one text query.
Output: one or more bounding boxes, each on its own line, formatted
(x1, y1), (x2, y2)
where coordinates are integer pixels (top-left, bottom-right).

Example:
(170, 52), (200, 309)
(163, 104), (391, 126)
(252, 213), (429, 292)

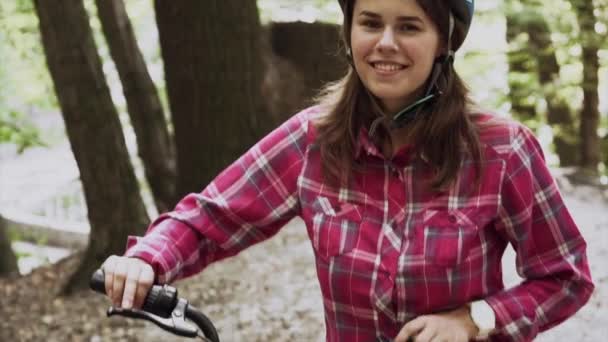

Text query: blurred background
(0, 0), (606, 341)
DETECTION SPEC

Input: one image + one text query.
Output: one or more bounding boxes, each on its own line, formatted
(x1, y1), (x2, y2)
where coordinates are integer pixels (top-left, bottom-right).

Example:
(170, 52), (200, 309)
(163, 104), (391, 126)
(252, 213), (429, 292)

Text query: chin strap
(369, 56), (452, 137)
(388, 12), (457, 130)
(356, 12), (459, 136)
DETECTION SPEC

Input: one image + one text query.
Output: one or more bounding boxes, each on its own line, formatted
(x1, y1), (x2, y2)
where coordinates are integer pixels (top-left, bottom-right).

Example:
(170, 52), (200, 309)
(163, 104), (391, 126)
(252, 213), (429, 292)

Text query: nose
(376, 27), (398, 53)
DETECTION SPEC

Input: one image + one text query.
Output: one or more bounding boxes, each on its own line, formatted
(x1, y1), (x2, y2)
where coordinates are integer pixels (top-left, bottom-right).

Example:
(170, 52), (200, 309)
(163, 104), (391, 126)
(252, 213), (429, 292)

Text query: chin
(369, 87), (413, 105)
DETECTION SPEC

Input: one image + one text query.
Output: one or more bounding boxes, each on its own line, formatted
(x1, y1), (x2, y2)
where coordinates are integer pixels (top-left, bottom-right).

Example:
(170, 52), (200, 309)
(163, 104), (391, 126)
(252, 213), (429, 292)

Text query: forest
(0, 0), (606, 340)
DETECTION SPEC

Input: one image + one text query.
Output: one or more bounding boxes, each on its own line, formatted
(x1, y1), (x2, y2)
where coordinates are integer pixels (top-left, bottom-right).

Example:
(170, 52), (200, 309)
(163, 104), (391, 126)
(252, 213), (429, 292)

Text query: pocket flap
(423, 209), (475, 227)
(313, 196), (363, 222)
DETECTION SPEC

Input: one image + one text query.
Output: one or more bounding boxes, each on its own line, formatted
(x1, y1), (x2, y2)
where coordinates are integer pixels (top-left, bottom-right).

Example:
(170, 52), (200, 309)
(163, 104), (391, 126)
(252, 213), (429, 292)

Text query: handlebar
(90, 269), (220, 342)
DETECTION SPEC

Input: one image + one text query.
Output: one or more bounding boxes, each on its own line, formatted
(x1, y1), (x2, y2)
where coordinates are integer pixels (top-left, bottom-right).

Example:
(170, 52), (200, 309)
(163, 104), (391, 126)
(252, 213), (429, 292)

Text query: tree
(505, 10), (538, 122)
(0, 215), (18, 276)
(0, 1), (46, 276)
(524, 12), (578, 166)
(154, 0), (270, 197)
(269, 21), (347, 109)
(505, 2), (578, 166)
(33, 0), (150, 294)
(96, 0), (177, 212)
(0, 118), (42, 277)
(570, 0), (602, 173)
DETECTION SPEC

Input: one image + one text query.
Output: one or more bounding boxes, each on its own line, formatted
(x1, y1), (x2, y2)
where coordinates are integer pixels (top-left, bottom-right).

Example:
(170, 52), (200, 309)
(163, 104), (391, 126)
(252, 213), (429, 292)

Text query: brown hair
(314, 0), (482, 191)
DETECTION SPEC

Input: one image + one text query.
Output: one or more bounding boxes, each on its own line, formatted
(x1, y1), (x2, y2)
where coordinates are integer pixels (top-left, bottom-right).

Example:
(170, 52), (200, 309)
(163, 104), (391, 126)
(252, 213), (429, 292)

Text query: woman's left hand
(394, 305), (478, 342)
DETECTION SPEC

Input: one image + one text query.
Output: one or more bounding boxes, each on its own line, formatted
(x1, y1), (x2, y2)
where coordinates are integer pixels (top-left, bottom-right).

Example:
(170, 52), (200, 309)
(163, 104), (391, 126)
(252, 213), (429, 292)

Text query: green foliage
(0, 0), (605, 157)
(0, 111), (45, 152)
(500, 0), (602, 124)
(0, 0), (49, 151)
(0, 0), (56, 110)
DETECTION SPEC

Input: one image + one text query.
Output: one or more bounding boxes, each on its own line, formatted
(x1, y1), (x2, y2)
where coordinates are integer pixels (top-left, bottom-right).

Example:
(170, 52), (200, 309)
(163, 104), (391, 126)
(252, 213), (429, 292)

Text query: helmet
(337, 0), (474, 51)
(336, 0), (476, 128)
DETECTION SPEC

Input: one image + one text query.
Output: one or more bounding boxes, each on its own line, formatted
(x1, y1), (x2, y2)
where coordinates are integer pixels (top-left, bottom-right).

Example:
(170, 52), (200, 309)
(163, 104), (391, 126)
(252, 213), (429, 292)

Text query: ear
(435, 43), (448, 58)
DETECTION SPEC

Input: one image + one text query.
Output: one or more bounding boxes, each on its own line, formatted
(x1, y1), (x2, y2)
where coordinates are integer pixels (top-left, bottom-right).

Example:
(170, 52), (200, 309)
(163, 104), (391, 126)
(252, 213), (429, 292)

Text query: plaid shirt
(125, 106), (593, 341)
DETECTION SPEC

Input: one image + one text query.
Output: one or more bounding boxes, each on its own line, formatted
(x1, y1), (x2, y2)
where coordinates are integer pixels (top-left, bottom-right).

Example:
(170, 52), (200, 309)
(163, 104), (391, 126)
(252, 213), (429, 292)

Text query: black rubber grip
(89, 269), (178, 318)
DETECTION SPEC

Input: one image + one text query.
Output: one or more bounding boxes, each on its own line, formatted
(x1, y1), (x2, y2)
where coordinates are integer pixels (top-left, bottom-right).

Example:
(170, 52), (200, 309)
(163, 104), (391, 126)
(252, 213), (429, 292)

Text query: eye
(360, 19), (382, 29)
(398, 24), (420, 32)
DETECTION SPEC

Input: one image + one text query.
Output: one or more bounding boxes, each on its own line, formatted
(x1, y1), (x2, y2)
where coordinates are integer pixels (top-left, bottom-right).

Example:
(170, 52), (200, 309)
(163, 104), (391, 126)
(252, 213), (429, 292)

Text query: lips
(369, 61), (407, 74)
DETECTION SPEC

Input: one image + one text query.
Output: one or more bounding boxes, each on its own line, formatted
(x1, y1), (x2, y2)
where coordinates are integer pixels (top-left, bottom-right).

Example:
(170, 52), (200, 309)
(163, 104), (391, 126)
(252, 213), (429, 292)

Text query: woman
(101, 0), (594, 341)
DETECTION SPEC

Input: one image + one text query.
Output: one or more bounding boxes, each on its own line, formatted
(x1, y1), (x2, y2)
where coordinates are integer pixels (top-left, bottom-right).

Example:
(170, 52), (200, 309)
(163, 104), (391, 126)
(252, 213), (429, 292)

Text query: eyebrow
(358, 10), (423, 23)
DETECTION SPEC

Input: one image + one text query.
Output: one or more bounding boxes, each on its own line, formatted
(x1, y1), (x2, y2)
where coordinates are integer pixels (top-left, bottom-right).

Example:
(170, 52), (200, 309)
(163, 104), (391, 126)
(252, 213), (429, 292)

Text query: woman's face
(350, 0), (441, 114)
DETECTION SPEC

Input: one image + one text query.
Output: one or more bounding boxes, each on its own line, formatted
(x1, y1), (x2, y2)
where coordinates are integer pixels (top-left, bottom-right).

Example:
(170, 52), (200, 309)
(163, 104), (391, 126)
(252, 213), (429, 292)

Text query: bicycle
(89, 269), (220, 342)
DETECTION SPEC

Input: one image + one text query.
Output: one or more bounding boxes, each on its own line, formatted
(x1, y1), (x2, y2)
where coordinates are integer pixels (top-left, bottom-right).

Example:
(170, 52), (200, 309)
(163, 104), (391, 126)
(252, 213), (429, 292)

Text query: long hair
(314, 0), (483, 191)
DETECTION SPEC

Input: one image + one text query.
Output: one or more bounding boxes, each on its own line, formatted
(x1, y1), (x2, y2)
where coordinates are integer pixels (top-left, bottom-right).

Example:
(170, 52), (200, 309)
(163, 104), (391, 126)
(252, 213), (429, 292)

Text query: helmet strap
(389, 12), (457, 129)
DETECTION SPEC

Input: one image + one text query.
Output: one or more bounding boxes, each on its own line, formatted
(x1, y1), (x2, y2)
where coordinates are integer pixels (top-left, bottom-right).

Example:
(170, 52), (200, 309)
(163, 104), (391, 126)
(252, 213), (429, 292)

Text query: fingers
(412, 325), (437, 342)
(395, 317), (426, 342)
(102, 255), (117, 299)
(101, 256), (155, 309)
(396, 314), (470, 342)
(112, 259), (128, 307)
(121, 265), (141, 309)
(133, 264), (155, 309)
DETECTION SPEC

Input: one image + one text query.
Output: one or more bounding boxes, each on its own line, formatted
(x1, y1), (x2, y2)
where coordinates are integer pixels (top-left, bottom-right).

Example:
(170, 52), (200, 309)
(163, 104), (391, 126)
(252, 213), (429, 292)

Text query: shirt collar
(354, 126), (418, 167)
(355, 126), (383, 160)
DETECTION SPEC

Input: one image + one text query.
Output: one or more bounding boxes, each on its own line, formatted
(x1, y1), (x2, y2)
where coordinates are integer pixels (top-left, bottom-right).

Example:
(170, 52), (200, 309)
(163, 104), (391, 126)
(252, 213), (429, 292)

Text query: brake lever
(107, 298), (198, 338)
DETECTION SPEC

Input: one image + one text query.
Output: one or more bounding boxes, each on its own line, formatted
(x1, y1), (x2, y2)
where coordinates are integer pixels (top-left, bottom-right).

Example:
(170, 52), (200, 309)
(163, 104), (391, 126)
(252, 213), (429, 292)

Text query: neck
(381, 125), (414, 158)
(381, 87), (427, 120)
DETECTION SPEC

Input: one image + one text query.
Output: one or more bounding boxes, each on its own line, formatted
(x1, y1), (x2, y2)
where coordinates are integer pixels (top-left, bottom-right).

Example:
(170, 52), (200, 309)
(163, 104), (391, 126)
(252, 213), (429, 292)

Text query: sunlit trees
(33, 0), (150, 293)
(96, 0), (176, 212)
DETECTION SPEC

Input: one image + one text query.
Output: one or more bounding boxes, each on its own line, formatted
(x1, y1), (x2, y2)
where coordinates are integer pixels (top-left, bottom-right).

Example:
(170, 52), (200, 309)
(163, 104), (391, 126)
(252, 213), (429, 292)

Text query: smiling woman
(97, 1), (594, 342)
(350, 0), (441, 115)
(318, 0), (480, 189)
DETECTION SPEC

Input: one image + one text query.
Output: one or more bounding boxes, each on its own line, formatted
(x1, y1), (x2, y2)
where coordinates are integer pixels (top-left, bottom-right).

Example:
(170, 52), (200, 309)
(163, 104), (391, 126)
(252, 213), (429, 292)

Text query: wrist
(468, 300), (496, 340)
(462, 304), (480, 339)
(446, 305), (479, 339)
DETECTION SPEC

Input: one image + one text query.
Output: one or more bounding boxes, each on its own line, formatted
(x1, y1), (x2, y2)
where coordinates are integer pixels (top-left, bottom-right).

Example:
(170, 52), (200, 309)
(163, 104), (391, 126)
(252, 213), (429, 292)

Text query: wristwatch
(469, 300), (496, 340)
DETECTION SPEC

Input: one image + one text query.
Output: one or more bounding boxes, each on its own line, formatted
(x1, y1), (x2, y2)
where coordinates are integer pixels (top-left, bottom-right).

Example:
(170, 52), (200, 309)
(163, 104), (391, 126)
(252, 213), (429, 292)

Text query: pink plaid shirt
(125, 106), (593, 341)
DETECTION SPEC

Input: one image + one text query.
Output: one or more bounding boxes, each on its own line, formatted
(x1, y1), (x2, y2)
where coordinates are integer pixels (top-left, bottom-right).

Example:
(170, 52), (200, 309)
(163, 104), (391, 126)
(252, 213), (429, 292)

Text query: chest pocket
(421, 209), (481, 267)
(310, 196), (363, 260)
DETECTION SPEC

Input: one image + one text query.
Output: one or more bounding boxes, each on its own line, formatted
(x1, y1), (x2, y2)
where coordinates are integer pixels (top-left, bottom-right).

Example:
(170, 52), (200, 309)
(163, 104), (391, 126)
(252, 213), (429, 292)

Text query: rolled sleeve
(124, 217), (203, 283)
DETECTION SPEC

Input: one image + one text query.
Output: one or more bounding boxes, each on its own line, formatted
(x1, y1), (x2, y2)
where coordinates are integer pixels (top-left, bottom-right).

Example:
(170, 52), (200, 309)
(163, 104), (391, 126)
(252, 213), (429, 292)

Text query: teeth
(373, 62), (404, 71)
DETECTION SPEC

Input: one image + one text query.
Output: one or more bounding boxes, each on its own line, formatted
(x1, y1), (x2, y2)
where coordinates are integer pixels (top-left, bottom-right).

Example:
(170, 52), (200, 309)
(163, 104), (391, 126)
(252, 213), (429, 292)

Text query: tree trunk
(505, 11), (538, 122)
(96, 0), (177, 212)
(524, 12), (579, 166)
(570, 0), (601, 173)
(34, 0), (150, 294)
(155, 0), (268, 198)
(269, 22), (347, 108)
(506, 1), (581, 167)
(0, 215), (19, 276)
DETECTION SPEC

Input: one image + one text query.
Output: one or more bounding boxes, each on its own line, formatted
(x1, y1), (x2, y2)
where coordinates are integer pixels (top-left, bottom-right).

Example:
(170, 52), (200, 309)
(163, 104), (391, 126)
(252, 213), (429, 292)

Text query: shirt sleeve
(123, 108), (314, 283)
(485, 125), (594, 341)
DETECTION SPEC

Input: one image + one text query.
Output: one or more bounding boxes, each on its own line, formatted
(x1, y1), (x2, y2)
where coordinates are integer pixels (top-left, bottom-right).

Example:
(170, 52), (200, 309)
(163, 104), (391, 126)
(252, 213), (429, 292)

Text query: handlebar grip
(90, 269), (106, 294)
(89, 269), (178, 318)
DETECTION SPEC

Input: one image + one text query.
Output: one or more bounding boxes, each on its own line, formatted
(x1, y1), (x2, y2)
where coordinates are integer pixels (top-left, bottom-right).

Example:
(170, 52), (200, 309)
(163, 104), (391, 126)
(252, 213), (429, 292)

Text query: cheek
(351, 41), (373, 62)
(350, 29), (374, 59)
(410, 47), (437, 72)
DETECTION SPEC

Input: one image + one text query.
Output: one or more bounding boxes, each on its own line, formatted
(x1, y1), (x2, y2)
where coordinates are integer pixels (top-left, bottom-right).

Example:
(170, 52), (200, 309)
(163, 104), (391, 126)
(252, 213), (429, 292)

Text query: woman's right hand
(101, 255), (155, 310)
